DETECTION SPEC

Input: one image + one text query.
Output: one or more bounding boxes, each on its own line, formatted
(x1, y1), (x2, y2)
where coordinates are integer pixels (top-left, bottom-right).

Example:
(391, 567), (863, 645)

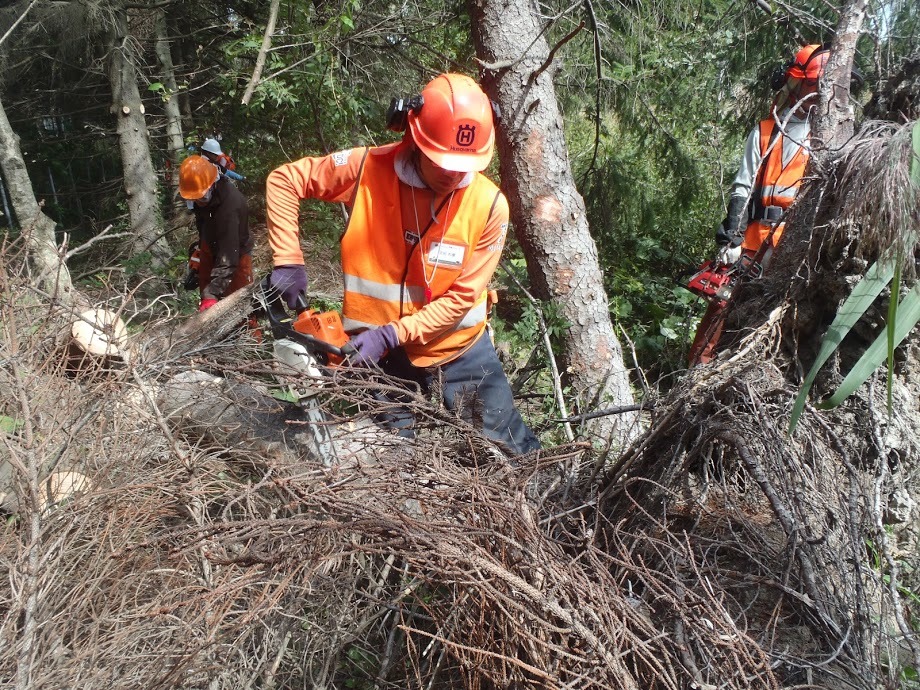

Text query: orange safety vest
(741, 119), (810, 252)
(341, 146), (499, 367)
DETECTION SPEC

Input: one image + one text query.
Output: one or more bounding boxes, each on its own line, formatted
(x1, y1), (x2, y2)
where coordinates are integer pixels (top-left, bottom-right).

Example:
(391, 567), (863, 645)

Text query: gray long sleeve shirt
(730, 110), (812, 203)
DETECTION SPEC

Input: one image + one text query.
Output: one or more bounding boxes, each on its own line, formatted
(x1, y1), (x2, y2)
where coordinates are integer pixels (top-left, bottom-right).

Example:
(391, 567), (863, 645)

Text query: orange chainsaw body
(293, 309), (350, 365)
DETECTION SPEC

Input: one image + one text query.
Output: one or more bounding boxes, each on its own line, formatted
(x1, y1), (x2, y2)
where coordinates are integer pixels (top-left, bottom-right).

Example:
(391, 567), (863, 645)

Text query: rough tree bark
(154, 9), (186, 219)
(467, 0), (640, 447)
(0, 93), (73, 302)
(813, 0), (868, 150)
(107, 4), (170, 265)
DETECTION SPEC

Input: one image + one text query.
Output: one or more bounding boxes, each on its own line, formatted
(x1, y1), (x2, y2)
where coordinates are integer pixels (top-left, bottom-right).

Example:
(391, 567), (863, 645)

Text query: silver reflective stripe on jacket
(760, 186), (798, 204)
(344, 273), (425, 304)
(342, 316), (378, 332)
(342, 278), (487, 334)
(456, 300), (487, 330)
(344, 305), (485, 334)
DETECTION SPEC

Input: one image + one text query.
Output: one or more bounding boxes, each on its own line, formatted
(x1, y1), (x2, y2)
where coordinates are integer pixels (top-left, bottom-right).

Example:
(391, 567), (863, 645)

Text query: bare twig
(500, 260), (574, 442)
(0, 0), (39, 47)
(241, 0), (282, 106)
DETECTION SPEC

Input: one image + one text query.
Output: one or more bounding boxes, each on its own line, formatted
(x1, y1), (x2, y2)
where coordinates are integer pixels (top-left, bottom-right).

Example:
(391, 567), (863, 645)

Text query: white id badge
(427, 242), (465, 267)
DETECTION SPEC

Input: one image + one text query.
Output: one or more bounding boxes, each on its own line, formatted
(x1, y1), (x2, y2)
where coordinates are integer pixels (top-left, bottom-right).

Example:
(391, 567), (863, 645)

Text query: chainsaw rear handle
(256, 276), (346, 359)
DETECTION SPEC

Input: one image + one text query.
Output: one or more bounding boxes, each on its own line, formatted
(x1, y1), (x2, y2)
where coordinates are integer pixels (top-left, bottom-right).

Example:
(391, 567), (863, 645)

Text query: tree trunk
(175, 17), (196, 133)
(813, 0), (869, 151)
(467, 0), (640, 447)
(154, 9), (186, 220)
(0, 93), (73, 302)
(107, 4), (170, 265)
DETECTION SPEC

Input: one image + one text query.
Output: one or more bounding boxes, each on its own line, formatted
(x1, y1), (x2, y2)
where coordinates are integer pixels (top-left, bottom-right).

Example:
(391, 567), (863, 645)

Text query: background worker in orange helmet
(179, 155), (253, 311)
(688, 44), (830, 367)
(265, 73), (540, 456)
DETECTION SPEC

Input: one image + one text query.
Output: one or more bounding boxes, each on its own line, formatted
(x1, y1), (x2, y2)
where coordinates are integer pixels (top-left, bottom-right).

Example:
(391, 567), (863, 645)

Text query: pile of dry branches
(0, 232), (792, 690)
(598, 354), (917, 690)
(3, 113), (920, 690)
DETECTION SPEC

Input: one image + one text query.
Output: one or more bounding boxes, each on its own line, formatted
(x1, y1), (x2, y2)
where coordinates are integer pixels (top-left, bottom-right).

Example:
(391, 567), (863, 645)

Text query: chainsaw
(687, 253), (763, 305)
(252, 274), (351, 465)
(254, 274), (349, 370)
(182, 241), (201, 291)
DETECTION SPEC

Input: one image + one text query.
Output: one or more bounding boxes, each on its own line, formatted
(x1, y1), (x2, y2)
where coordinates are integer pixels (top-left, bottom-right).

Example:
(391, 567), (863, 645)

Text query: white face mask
(191, 183), (216, 207)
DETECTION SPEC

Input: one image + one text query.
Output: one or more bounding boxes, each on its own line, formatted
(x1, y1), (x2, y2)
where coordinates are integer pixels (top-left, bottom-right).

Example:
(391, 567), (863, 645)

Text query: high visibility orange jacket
(266, 143), (509, 367)
(741, 118), (810, 252)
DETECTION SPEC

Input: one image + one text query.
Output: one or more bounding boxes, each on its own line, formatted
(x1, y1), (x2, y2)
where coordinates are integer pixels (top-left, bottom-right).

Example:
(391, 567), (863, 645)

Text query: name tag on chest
(427, 242), (465, 267)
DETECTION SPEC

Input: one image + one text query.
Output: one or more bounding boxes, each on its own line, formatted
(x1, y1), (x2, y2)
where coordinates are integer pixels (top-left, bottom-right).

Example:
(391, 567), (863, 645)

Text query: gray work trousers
(373, 332), (541, 456)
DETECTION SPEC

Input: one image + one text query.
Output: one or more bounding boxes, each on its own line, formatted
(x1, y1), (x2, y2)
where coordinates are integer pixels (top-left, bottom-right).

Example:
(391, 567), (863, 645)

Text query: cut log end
(68, 308), (130, 374)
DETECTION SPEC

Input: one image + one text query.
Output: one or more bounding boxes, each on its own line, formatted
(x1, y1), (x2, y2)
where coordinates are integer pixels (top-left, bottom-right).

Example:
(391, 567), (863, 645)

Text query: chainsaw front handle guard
(254, 276), (346, 360)
(736, 254), (763, 279)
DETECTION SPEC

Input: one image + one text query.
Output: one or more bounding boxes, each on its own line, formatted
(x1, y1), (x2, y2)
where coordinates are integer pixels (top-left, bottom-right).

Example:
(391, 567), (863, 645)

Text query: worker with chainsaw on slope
(179, 154), (253, 312)
(265, 73), (540, 456)
(688, 44), (831, 366)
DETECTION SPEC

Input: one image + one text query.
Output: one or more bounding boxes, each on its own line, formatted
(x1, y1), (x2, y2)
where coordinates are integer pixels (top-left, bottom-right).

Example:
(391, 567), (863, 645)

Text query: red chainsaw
(687, 253), (763, 305)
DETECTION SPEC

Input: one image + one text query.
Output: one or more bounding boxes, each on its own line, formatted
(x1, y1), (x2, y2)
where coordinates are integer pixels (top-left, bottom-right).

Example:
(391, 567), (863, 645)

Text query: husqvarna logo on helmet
(456, 124), (476, 147)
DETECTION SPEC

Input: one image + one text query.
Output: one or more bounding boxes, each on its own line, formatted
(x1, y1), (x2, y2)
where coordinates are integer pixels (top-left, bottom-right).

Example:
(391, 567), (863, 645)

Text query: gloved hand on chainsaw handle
(270, 265), (308, 309)
(342, 324), (399, 366)
(714, 195), (746, 249)
(713, 194), (746, 266)
(716, 245), (742, 266)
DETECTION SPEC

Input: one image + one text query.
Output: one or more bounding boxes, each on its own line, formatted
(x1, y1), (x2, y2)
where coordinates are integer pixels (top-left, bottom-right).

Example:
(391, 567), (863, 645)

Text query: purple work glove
(270, 265), (308, 309)
(343, 324), (399, 366)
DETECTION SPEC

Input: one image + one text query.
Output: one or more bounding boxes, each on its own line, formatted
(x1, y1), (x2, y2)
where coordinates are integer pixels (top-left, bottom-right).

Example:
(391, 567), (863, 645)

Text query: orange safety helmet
(407, 73), (495, 173)
(786, 44), (830, 81)
(178, 155), (218, 199)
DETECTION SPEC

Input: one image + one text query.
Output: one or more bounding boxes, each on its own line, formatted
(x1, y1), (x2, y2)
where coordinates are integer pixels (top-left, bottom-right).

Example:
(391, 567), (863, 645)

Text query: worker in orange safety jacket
(179, 155), (253, 312)
(266, 73), (540, 456)
(689, 44), (830, 366)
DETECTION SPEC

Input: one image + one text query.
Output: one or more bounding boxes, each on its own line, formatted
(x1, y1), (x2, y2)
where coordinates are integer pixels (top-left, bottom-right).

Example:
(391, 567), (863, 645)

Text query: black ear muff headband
(385, 94), (502, 132)
(385, 94), (425, 132)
